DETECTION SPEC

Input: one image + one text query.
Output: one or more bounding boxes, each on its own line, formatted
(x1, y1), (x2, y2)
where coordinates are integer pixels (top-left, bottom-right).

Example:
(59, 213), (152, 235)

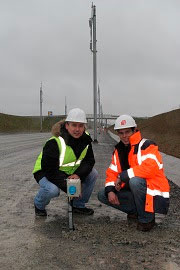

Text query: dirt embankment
(138, 109), (180, 159)
(109, 109), (180, 159)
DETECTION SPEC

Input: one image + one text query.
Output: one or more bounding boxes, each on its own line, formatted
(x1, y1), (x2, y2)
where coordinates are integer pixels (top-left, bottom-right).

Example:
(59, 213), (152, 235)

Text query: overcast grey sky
(0, 0), (180, 117)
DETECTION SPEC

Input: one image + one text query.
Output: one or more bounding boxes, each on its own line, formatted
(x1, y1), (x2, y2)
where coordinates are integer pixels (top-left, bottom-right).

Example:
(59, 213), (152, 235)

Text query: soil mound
(138, 109), (180, 158)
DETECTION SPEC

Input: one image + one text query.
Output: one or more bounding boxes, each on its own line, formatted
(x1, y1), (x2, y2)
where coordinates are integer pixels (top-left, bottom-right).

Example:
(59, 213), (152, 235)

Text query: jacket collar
(129, 130), (142, 146)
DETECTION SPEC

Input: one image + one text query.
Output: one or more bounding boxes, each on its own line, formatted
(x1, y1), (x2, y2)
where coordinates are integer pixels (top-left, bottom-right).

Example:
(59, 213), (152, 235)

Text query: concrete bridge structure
(47, 114), (118, 127)
(86, 114), (118, 127)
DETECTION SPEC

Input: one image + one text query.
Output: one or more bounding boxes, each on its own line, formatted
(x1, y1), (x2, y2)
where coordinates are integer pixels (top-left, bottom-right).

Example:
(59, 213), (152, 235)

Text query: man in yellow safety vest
(33, 108), (97, 216)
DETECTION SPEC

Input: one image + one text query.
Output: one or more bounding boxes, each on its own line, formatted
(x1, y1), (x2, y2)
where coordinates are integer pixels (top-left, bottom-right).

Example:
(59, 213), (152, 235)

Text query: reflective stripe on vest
(58, 136), (89, 169)
(146, 188), (169, 198)
(32, 135), (89, 175)
(137, 138), (163, 170)
(109, 153), (118, 172)
(59, 136), (66, 166)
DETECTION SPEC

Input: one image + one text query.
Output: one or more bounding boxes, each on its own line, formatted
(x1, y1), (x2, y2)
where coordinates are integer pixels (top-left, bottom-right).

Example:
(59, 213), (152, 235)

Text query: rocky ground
(0, 131), (179, 270)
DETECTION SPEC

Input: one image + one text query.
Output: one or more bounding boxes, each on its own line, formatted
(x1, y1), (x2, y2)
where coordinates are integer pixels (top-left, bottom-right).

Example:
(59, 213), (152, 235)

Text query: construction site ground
(0, 131), (179, 270)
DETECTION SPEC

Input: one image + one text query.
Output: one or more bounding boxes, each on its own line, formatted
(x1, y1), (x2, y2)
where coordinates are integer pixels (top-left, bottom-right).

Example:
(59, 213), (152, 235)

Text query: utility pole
(89, 3), (98, 142)
(65, 96), (67, 116)
(100, 104), (103, 126)
(40, 82), (43, 132)
(98, 84), (101, 133)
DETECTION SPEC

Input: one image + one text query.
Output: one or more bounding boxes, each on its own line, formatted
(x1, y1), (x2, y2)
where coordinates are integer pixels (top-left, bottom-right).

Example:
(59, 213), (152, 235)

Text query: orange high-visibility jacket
(105, 131), (170, 213)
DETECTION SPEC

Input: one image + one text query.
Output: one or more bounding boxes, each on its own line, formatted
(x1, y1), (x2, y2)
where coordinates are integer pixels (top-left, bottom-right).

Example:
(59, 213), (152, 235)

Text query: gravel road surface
(0, 132), (179, 270)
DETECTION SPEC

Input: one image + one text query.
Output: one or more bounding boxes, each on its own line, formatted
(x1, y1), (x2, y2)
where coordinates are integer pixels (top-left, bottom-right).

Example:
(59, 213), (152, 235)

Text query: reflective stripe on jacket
(33, 136), (89, 175)
(105, 131), (170, 213)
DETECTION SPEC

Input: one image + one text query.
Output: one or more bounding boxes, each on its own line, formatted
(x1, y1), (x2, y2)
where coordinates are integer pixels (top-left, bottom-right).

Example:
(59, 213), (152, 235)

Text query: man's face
(117, 128), (134, 145)
(65, 122), (85, 139)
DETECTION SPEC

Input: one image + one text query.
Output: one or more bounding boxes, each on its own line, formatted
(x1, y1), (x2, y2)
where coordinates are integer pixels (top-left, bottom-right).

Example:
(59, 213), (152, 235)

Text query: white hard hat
(65, 108), (87, 124)
(114, 114), (137, 130)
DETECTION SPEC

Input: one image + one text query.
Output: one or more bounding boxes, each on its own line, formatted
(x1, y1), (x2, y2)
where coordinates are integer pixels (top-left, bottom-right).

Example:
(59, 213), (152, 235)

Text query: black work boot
(137, 218), (156, 232)
(127, 213), (138, 225)
(73, 207), (94, 215)
(34, 204), (47, 217)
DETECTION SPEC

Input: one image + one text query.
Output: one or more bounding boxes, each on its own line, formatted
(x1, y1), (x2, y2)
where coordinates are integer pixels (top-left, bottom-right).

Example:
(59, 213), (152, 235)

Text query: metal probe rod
(68, 197), (74, 230)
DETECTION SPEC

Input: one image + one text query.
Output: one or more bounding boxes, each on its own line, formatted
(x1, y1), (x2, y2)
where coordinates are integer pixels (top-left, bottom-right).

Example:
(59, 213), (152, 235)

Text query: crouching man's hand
(108, 191), (120, 205)
(68, 174), (79, 179)
(115, 175), (123, 191)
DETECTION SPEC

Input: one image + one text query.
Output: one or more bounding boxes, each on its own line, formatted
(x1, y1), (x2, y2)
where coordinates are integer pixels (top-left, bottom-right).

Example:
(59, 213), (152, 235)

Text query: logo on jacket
(121, 120), (126, 125)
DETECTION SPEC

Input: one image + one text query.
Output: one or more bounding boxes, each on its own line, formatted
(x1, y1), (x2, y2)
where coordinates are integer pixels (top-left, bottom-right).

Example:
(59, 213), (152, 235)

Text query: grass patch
(0, 113), (65, 133)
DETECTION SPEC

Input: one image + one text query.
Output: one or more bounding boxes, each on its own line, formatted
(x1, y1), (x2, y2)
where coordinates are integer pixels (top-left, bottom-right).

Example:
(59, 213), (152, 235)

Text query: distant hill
(109, 109), (180, 158)
(0, 113), (65, 133)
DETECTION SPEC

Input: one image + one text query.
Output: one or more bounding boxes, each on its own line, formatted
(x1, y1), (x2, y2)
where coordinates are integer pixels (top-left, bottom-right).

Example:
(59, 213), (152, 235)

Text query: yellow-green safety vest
(33, 136), (89, 175)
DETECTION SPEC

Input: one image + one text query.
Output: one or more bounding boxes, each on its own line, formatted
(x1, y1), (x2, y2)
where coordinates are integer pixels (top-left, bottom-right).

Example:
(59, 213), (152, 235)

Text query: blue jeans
(34, 168), (98, 210)
(98, 177), (155, 223)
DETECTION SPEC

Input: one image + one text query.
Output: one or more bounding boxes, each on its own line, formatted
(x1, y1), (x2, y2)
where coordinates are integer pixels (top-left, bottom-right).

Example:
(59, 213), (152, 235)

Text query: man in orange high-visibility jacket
(98, 114), (170, 232)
